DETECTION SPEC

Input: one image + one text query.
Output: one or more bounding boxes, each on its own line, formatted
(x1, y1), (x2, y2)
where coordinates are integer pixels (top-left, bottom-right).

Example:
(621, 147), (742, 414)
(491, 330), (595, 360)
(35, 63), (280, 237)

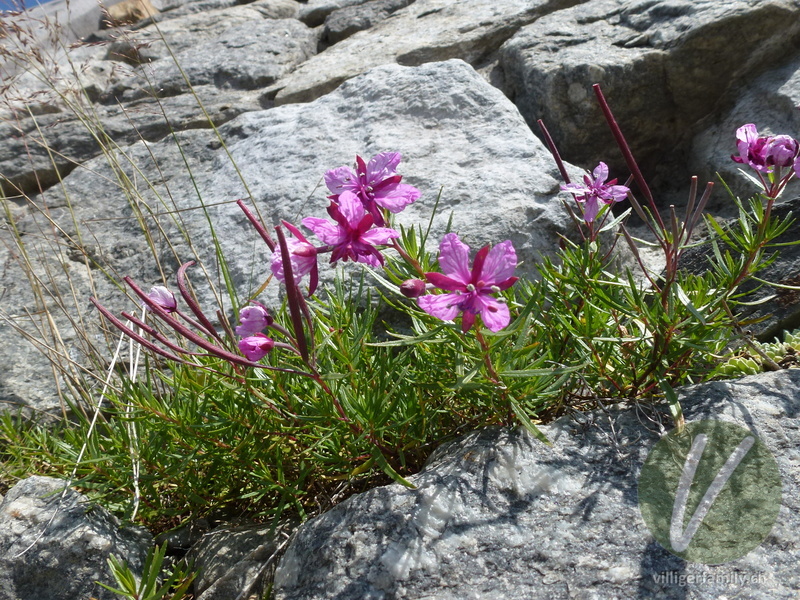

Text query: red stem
(175, 262), (223, 343)
(275, 225), (310, 364)
(237, 199), (276, 252)
(592, 84), (667, 233)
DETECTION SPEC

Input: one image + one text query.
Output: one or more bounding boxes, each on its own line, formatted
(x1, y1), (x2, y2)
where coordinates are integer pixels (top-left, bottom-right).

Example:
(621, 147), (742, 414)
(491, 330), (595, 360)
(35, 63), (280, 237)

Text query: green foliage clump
(0, 28), (796, 563)
(714, 327), (800, 378)
(99, 543), (194, 600)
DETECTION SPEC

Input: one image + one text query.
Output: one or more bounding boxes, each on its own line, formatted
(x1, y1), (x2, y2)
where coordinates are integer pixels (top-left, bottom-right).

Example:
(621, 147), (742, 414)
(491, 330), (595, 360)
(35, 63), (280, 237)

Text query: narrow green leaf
(509, 399), (551, 446)
(501, 365), (582, 378)
(674, 282), (707, 325)
(372, 447), (415, 489)
(658, 380), (684, 429)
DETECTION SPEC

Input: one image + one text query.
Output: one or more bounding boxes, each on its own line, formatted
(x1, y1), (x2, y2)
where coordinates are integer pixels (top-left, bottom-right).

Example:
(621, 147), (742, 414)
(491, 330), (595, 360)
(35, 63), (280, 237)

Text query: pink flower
(418, 233), (518, 333)
(271, 221), (319, 295)
(324, 152), (420, 226)
(144, 286), (177, 313)
(731, 124), (771, 172)
(560, 162), (629, 223)
(235, 304), (273, 337)
(766, 135), (799, 167)
(301, 190), (400, 267)
(238, 333), (274, 361)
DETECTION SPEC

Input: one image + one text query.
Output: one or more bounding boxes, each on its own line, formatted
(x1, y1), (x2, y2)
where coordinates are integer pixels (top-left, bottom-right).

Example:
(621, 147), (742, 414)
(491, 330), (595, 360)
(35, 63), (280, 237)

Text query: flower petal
(418, 293), (463, 322)
(494, 276), (518, 292)
(302, 217), (344, 245)
(145, 286), (177, 313)
(324, 166), (357, 194)
(375, 183), (420, 213)
(361, 227), (401, 246)
(478, 240), (516, 286)
(471, 246), (490, 284)
(270, 239), (317, 284)
(338, 190), (365, 228)
(355, 247), (384, 267)
(476, 295), (510, 332)
(602, 185), (630, 202)
(460, 310), (476, 333)
(366, 152), (402, 183)
(425, 272), (467, 292)
(561, 182), (591, 197)
(592, 161), (609, 185)
(235, 305), (271, 336)
(581, 196), (601, 223)
(735, 124), (758, 145)
(437, 233), (472, 284)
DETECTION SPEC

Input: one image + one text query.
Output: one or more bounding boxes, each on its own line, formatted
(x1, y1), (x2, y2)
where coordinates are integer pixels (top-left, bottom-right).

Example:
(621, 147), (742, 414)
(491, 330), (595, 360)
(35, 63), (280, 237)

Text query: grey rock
(154, 518), (210, 553)
(47, 58), (583, 289)
(500, 0), (800, 187)
(188, 520), (297, 600)
(141, 18), (318, 99)
(155, 0), (243, 19)
(153, 0), (216, 12)
(299, 0), (374, 27)
(324, 0), (413, 45)
(103, 5), (279, 65)
(0, 216), (91, 418)
(143, 0), (302, 26)
(0, 112), (90, 197)
(0, 476), (152, 600)
(274, 369), (800, 599)
(0, 124), (225, 417)
(1, 86), (261, 198)
(274, 0), (583, 105)
(0, 323), (69, 419)
(0, 40), (127, 117)
(249, 0), (304, 20)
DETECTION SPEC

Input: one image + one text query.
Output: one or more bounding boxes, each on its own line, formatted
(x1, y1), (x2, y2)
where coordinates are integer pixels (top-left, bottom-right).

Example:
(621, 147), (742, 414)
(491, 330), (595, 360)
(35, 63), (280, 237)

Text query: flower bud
(400, 278), (427, 298)
(292, 242), (317, 258)
(235, 304), (273, 337)
(145, 286), (177, 313)
(238, 333), (274, 361)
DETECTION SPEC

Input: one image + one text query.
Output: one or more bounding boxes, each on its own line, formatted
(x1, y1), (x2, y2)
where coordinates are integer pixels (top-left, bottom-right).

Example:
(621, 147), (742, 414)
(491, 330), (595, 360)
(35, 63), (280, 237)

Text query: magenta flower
(271, 221), (319, 295)
(144, 286), (177, 313)
(324, 152), (420, 226)
(301, 190), (400, 267)
(238, 333), (274, 361)
(560, 162), (630, 223)
(766, 135), (799, 167)
(731, 124), (771, 172)
(235, 304), (273, 337)
(418, 233), (518, 333)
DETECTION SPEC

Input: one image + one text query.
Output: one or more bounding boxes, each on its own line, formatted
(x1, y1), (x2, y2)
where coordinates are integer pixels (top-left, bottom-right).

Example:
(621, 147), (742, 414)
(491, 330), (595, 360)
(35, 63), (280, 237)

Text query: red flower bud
(238, 333), (274, 361)
(400, 278), (427, 298)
